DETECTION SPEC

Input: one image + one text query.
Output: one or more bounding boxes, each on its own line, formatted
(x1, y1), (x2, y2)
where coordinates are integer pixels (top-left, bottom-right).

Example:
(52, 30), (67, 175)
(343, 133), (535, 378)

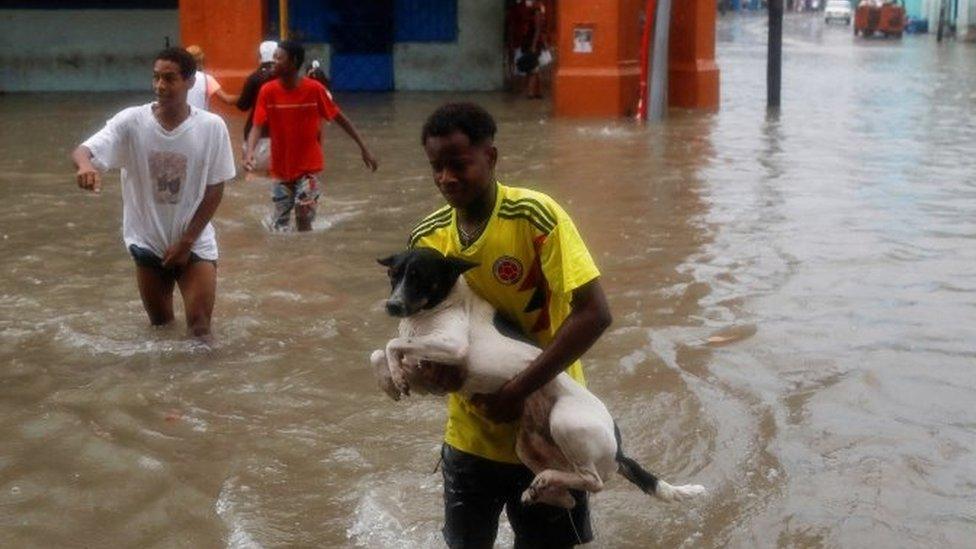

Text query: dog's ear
(377, 254), (397, 268)
(447, 257), (479, 276)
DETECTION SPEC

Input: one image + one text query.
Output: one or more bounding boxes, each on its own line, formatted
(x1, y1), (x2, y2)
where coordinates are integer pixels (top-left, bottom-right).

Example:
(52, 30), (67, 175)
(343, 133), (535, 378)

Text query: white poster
(573, 27), (593, 53)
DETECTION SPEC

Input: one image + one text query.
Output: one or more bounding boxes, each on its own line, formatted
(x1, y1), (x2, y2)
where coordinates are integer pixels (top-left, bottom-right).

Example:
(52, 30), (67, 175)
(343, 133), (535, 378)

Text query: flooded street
(2, 13), (975, 548)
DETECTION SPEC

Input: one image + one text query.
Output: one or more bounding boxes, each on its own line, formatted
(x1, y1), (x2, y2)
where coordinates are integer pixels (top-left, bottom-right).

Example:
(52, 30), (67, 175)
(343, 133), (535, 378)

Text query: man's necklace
(458, 215), (490, 247)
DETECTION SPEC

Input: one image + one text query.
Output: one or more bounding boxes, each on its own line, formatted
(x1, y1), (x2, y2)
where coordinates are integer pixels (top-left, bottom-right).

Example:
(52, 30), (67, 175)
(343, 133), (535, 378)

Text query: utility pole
(768, 0), (784, 110)
(279, 0), (290, 40)
(650, 0), (672, 121)
(937, 0), (947, 42)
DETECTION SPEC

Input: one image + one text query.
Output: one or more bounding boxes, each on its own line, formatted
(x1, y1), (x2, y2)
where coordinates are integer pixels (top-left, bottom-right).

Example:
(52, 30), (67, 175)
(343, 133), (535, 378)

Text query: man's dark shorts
(128, 244), (215, 280)
(441, 444), (593, 548)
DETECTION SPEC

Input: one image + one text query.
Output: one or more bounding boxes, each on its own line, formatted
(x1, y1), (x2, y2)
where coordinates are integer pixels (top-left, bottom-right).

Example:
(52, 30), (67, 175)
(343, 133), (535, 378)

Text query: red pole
(636, 0), (657, 120)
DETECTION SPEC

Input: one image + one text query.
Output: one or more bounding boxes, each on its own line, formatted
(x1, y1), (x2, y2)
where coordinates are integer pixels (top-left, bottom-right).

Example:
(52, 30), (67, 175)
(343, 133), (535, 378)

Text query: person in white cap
(236, 40), (278, 174)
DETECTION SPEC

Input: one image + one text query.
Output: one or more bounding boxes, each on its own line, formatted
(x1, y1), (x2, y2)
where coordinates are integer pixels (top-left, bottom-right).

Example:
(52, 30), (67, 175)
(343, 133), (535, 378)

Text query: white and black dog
(369, 247), (705, 508)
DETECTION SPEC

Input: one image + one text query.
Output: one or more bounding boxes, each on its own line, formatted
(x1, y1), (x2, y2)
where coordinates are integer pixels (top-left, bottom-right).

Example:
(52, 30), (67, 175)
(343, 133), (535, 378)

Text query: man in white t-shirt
(71, 47), (236, 340)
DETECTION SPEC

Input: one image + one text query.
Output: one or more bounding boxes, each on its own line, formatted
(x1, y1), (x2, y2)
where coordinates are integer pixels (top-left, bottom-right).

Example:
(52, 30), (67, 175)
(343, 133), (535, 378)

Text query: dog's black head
(377, 248), (478, 317)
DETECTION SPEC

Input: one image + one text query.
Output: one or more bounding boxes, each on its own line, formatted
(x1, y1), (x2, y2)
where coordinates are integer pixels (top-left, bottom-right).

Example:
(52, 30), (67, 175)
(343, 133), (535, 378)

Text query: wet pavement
(1, 12), (974, 548)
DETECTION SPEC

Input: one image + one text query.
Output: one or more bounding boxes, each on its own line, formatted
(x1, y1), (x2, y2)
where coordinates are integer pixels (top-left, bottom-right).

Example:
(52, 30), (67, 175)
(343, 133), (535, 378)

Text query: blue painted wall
(268, 0), (458, 43)
(904, 0), (925, 19)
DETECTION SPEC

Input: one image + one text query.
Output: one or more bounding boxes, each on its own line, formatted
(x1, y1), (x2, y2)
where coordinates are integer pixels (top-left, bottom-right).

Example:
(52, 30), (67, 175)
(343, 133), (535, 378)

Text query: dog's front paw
(390, 371), (410, 397)
(370, 350), (403, 401)
(385, 350), (411, 398)
(379, 376), (403, 401)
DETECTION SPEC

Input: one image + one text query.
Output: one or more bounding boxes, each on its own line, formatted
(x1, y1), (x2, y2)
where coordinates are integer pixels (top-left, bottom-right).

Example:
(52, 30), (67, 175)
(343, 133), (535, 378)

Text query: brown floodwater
(1, 13), (974, 548)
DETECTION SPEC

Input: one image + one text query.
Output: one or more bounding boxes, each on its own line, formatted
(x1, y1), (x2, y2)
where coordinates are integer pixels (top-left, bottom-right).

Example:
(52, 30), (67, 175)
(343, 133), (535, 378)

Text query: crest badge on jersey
(492, 256), (524, 285)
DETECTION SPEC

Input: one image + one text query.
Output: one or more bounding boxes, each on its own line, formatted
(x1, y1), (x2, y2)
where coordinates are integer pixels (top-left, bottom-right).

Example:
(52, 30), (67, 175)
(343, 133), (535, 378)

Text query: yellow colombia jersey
(409, 182), (600, 463)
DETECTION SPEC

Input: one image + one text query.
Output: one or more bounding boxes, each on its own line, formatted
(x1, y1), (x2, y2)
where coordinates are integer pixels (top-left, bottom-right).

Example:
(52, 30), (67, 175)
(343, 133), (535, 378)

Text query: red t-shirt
(253, 77), (340, 181)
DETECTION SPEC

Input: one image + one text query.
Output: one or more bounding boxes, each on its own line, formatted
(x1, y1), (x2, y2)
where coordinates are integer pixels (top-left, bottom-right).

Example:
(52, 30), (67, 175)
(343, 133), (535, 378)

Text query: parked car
(825, 0), (853, 24)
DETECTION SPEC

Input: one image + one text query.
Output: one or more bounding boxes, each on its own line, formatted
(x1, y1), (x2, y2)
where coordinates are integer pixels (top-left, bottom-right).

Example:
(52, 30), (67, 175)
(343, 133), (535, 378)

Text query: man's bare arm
(334, 112), (379, 172)
(215, 89), (240, 105)
(162, 182), (225, 268)
(473, 278), (612, 422)
(71, 145), (101, 193)
(243, 124), (264, 171)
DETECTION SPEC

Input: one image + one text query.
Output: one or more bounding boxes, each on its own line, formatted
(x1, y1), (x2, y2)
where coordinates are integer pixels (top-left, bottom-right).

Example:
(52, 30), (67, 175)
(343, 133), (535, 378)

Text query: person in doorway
(71, 47), (236, 341)
(235, 40), (278, 174)
(243, 40), (378, 232)
(408, 102), (612, 547)
(186, 44), (238, 111)
(509, 0), (551, 99)
(305, 59), (331, 90)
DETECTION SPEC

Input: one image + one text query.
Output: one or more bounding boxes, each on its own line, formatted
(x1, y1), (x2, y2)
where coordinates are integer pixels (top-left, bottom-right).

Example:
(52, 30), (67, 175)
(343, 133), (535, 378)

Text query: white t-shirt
(187, 71), (221, 111)
(82, 103), (236, 260)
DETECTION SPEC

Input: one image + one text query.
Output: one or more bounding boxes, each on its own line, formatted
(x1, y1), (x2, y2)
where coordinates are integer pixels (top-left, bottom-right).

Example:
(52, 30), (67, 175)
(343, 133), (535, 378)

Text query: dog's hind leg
(613, 423), (706, 503)
(525, 482), (576, 509)
(521, 468), (604, 508)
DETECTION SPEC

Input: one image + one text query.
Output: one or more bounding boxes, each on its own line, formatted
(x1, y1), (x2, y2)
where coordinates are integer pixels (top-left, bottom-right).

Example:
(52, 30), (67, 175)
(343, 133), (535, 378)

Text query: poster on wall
(573, 26), (594, 53)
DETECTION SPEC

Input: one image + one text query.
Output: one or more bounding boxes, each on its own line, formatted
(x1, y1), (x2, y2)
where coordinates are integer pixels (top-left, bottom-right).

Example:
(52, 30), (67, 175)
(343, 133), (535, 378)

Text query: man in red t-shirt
(244, 41), (378, 231)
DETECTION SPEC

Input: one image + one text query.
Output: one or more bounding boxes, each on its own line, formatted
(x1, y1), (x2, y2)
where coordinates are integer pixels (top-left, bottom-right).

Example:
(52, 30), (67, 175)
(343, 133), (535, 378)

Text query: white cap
(259, 41), (277, 63)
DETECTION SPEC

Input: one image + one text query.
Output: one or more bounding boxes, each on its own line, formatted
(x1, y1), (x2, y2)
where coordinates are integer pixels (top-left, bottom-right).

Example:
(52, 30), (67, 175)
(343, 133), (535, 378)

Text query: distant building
(0, 0), (508, 93)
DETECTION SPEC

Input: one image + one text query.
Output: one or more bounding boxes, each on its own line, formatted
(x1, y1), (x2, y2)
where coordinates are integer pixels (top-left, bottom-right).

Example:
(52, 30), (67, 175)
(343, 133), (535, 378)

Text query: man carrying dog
(71, 47), (235, 341)
(409, 102), (612, 548)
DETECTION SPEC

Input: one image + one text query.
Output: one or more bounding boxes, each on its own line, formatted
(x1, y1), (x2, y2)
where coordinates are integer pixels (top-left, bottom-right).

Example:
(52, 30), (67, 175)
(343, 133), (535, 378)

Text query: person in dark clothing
(237, 41), (278, 173)
(507, 0), (550, 99)
(237, 40), (278, 140)
(305, 60), (331, 90)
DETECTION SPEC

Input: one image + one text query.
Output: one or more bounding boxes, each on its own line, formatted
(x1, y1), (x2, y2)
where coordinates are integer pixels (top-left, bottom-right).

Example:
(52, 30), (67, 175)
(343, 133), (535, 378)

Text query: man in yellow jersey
(410, 103), (612, 548)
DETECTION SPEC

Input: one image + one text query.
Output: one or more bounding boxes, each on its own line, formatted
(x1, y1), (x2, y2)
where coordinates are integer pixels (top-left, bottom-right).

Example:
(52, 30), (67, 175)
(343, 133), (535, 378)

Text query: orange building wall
(554, 0), (719, 117)
(554, 0), (643, 118)
(179, 0), (717, 118)
(179, 0), (266, 115)
(669, 0), (719, 110)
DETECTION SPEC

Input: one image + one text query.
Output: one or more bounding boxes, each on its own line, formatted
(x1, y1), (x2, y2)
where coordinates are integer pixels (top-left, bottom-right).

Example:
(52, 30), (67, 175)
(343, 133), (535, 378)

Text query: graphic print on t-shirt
(148, 150), (187, 204)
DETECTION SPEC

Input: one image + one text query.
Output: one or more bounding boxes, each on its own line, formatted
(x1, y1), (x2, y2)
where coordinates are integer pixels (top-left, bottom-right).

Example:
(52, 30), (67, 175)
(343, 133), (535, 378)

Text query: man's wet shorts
(128, 244), (214, 279)
(271, 174), (321, 230)
(440, 444), (593, 548)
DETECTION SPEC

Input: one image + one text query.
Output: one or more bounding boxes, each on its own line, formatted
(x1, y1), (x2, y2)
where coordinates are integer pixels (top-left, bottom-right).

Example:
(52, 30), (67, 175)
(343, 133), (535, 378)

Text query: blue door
(329, 0), (394, 91)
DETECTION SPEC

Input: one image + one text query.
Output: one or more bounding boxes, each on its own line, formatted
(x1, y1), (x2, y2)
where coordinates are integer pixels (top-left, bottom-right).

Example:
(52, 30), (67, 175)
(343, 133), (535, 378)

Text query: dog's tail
(613, 422), (706, 503)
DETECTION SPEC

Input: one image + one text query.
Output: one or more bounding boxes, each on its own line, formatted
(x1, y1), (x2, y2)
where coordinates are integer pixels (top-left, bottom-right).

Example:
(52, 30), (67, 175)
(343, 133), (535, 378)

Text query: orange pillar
(554, 0), (643, 117)
(668, 0), (719, 110)
(179, 0), (266, 99)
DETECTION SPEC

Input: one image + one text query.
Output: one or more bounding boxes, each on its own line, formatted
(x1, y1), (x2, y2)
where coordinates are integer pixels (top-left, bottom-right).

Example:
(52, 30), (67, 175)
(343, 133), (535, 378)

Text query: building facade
(0, 0), (505, 92)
